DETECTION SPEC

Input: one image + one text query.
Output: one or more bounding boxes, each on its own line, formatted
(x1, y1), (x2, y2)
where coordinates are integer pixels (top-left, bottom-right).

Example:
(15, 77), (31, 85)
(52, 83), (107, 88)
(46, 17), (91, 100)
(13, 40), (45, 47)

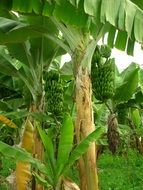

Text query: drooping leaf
(134, 10), (143, 42)
(0, 141), (48, 175)
(115, 31), (127, 51)
(0, 25), (42, 44)
(107, 25), (116, 48)
(100, 0), (122, 25)
(126, 37), (135, 55)
(84, 0), (143, 44)
(84, 0), (143, 55)
(125, 1), (136, 37)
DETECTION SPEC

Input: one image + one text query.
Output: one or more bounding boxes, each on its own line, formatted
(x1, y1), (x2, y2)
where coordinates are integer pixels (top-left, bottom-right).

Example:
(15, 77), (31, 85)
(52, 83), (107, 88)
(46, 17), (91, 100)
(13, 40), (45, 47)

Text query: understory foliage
(98, 149), (143, 190)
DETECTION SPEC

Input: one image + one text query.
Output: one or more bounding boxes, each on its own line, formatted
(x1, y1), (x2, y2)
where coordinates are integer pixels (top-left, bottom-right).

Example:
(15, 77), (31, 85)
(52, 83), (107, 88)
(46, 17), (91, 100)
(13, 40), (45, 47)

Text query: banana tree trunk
(75, 66), (99, 190)
(16, 119), (34, 190)
(30, 103), (44, 190)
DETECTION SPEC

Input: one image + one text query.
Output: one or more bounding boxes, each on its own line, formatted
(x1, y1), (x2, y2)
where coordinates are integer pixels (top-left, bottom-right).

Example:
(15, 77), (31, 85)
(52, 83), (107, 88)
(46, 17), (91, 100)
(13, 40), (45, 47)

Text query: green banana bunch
(92, 45), (101, 64)
(92, 45), (111, 64)
(91, 58), (115, 101)
(100, 45), (111, 58)
(45, 70), (63, 116)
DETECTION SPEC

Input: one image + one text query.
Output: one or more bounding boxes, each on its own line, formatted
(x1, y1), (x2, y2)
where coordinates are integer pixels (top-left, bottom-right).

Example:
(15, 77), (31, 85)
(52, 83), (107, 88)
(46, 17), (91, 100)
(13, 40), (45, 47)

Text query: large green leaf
(56, 114), (74, 180)
(11, 0), (89, 28)
(53, 0), (89, 28)
(4, 0), (143, 56)
(84, 0), (143, 43)
(83, 0), (143, 55)
(101, 0), (122, 25)
(3, 0), (143, 57)
(114, 63), (139, 102)
(0, 25), (42, 44)
(67, 127), (104, 167)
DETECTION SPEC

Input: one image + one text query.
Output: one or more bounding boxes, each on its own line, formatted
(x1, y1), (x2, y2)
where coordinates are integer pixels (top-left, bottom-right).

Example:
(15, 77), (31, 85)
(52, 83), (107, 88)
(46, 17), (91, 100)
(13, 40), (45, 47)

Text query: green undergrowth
(0, 156), (16, 190)
(97, 149), (143, 190)
(0, 156), (16, 177)
(0, 150), (143, 189)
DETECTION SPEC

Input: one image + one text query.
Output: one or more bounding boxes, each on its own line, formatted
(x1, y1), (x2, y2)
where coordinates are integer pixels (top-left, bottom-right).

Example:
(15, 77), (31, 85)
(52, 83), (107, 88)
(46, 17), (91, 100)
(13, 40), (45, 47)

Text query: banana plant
(1, 1), (143, 190)
(0, 10), (66, 189)
(93, 62), (143, 155)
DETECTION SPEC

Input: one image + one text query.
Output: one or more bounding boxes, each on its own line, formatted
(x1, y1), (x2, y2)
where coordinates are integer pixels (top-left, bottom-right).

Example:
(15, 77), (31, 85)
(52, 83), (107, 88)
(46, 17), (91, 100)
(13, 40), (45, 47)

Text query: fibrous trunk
(30, 104), (44, 190)
(75, 66), (99, 190)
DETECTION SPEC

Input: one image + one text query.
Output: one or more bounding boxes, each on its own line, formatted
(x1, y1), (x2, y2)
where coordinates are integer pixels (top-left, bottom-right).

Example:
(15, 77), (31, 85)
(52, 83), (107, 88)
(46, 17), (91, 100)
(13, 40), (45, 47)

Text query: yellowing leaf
(0, 114), (17, 128)
(21, 119), (34, 153)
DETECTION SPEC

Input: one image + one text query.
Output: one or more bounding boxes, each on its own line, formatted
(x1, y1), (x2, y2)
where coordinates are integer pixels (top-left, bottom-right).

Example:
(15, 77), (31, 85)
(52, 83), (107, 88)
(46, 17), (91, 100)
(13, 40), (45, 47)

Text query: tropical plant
(1, 1), (143, 190)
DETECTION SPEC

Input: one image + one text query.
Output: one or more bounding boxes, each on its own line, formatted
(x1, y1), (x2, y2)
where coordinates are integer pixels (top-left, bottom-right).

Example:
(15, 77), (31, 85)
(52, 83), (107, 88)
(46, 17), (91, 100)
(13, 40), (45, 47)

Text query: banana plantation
(1, 0), (143, 190)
